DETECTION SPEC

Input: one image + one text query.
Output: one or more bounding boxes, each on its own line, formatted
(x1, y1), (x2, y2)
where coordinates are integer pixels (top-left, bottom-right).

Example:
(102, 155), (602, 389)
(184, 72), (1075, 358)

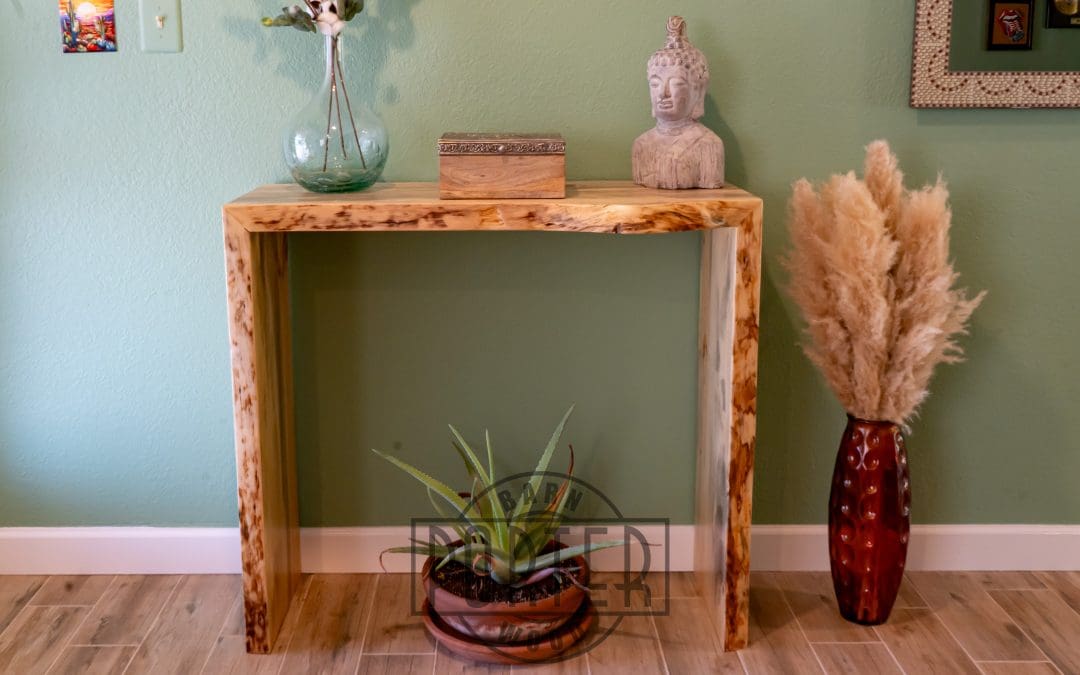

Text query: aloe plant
(372, 406), (626, 587)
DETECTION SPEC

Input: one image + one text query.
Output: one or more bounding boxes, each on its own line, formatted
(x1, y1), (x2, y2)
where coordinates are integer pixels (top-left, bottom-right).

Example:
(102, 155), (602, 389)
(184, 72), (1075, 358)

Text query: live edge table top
(224, 181), (761, 234)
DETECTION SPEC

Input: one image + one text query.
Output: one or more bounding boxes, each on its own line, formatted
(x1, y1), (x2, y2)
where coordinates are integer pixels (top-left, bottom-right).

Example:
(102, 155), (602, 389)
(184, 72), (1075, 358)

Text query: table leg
(695, 210), (762, 651)
(224, 221), (301, 654)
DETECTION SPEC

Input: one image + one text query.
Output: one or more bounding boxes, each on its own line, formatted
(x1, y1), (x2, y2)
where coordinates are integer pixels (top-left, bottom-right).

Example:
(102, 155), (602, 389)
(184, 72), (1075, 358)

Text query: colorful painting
(60, 0), (116, 53)
(986, 1), (1035, 50)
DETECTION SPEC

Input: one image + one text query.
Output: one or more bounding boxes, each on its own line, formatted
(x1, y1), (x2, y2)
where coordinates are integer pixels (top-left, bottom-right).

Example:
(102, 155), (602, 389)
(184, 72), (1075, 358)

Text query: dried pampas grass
(784, 141), (985, 427)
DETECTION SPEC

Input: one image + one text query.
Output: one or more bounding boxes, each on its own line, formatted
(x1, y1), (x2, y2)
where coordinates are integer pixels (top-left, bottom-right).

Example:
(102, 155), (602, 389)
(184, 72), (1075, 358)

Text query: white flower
(315, 10), (345, 36)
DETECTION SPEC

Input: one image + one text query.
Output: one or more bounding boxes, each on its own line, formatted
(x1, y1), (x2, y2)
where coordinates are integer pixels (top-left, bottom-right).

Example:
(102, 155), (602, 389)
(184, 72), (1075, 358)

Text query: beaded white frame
(911, 0), (1080, 108)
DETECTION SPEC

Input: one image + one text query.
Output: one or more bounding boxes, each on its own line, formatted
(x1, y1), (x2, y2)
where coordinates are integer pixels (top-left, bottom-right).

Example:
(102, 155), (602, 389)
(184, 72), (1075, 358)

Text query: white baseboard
(303, 524), (693, 574)
(750, 524), (1080, 572)
(0, 524), (1076, 575)
(0, 527), (243, 575)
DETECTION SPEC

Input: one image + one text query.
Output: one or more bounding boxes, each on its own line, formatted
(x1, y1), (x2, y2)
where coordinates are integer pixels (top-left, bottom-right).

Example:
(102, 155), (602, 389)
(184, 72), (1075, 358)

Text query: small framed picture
(1047, 0), (1080, 28)
(60, 0), (117, 53)
(987, 0), (1035, 50)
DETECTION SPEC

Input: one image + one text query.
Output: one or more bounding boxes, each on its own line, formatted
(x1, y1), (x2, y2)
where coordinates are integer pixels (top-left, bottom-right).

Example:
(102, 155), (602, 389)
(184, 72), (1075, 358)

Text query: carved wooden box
(438, 133), (566, 199)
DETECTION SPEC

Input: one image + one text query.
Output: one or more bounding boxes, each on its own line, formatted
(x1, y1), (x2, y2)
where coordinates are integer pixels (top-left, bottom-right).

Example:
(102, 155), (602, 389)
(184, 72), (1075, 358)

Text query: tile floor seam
(198, 584), (243, 675)
(775, 580), (828, 675)
(120, 574), (182, 675)
(42, 574), (117, 674)
(983, 589), (1063, 673)
(278, 574), (315, 675)
(353, 573), (382, 675)
(870, 624), (908, 675)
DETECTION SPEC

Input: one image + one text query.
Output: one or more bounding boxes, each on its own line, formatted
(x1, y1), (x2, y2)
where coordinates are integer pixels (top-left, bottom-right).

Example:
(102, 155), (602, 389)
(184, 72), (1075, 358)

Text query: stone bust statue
(632, 16), (725, 190)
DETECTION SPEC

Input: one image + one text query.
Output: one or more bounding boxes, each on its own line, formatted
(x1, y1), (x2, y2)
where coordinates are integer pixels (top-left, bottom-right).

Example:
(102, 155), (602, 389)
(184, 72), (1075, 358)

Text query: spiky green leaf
(511, 405), (574, 521)
(448, 426), (491, 485)
(371, 448), (471, 517)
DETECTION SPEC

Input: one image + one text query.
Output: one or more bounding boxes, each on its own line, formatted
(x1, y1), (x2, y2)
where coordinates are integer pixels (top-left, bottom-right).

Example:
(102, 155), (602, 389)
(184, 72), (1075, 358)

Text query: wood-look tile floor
(0, 571), (1078, 674)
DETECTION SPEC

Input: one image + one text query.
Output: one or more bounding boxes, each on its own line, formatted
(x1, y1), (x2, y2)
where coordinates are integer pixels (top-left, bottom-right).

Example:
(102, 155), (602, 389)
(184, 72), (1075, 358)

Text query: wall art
(910, 0), (1080, 108)
(987, 0), (1035, 50)
(60, 0), (117, 53)
(1047, 0), (1080, 27)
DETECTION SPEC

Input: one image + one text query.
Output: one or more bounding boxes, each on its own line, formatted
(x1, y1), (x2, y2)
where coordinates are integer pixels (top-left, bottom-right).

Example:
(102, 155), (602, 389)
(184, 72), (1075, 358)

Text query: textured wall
(1, 1), (1077, 527)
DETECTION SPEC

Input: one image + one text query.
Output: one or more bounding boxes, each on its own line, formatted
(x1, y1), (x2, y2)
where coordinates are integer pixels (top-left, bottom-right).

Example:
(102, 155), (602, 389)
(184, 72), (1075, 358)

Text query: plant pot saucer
(421, 597), (595, 666)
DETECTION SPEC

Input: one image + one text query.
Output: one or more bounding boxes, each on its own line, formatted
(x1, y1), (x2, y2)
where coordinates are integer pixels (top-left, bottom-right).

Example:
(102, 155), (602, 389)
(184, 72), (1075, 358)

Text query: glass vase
(828, 416), (911, 625)
(283, 34), (388, 193)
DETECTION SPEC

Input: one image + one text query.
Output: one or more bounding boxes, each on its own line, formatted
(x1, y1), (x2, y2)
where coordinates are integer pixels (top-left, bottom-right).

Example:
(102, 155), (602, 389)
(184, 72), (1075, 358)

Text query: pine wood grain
(358, 653), (438, 674)
(738, 573), (823, 675)
(224, 219), (301, 655)
(0, 605), (88, 674)
(654, 598), (745, 674)
(778, 572), (878, 643)
(0, 576), (46, 635)
(223, 181), (763, 653)
(694, 227), (737, 653)
(440, 154), (565, 199)
(362, 574), (433, 655)
(812, 643), (903, 674)
(125, 575), (237, 675)
(907, 572), (1043, 661)
(70, 575), (180, 646)
(49, 645), (136, 674)
(225, 181), (762, 235)
(28, 575), (113, 606)
(279, 574), (375, 674)
(874, 608), (981, 674)
(989, 588), (1080, 674)
(721, 198), (763, 651)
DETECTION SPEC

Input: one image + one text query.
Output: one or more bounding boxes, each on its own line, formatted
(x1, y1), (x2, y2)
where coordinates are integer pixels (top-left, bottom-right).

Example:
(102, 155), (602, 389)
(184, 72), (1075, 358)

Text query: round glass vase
(283, 34), (387, 193)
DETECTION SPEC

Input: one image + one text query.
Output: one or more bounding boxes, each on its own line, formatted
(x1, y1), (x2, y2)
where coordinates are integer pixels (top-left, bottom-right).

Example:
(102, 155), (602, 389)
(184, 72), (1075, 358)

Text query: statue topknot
(647, 16), (709, 86)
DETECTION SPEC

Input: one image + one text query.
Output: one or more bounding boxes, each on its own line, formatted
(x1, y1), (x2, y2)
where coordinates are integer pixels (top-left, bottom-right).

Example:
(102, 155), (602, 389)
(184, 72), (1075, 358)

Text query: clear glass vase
(283, 34), (388, 193)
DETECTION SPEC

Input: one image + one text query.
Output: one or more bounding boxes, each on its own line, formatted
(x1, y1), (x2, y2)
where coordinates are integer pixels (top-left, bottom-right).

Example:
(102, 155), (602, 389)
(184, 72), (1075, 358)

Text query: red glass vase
(828, 416), (911, 625)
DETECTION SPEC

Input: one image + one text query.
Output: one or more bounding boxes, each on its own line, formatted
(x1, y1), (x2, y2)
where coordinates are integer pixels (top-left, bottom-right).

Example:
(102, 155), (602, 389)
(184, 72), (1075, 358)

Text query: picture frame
(987, 0), (1035, 50)
(1047, 0), (1080, 28)
(910, 0), (1080, 108)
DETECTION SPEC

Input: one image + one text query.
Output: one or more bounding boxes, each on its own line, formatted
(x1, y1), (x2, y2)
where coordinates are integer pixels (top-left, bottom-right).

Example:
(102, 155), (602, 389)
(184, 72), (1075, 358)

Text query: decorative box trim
(438, 132), (566, 156)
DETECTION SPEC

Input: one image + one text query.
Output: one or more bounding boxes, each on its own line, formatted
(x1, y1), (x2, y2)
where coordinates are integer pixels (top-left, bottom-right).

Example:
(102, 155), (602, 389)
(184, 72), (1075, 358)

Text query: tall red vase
(828, 416), (911, 625)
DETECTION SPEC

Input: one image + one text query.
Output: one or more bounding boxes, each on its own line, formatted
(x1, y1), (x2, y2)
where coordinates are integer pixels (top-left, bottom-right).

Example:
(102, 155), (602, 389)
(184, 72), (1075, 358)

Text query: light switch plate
(139, 0), (183, 53)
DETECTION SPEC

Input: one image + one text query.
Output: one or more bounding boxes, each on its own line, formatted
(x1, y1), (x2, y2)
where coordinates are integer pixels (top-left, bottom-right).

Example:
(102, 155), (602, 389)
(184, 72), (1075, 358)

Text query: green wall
(1, 1), (1077, 528)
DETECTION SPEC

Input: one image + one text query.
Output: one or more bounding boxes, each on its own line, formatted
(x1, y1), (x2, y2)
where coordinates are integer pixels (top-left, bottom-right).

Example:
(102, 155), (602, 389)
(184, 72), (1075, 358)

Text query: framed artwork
(910, 0), (1080, 108)
(60, 0), (117, 53)
(987, 0), (1035, 50)
(1047, 0), (1080, 28)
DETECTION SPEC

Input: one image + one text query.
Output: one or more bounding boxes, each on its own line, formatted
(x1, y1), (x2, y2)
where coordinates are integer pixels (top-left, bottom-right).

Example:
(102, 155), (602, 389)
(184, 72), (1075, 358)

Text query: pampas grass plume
(784, 141), (985, 427)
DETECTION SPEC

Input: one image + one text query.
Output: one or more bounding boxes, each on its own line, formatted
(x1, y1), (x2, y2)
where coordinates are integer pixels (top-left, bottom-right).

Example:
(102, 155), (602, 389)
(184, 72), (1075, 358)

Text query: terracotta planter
(828, 416), (911, 625)
(421, 548), (589, 645)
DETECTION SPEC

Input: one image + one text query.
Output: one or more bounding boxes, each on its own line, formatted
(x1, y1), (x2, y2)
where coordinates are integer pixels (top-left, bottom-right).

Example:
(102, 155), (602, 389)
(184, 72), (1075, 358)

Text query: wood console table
(223, 181), (762, 654)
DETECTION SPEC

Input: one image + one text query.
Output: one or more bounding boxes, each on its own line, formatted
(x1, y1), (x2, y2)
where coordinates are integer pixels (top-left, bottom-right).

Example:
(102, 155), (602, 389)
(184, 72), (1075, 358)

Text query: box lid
(438, 133), (565, 156)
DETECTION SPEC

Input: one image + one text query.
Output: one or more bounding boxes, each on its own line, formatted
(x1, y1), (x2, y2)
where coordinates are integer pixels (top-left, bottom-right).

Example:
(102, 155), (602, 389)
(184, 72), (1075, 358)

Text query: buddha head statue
(647, 16), (710, 124)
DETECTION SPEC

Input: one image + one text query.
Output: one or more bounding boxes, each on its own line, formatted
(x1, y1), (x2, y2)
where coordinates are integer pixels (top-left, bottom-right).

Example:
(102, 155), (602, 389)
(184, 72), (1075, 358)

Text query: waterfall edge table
(222, 181), (762, 654)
